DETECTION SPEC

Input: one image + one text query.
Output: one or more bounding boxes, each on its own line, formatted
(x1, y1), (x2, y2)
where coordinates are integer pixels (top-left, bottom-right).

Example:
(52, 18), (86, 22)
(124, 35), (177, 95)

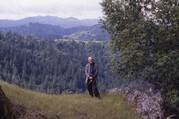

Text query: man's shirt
(85, 62), (98, 79)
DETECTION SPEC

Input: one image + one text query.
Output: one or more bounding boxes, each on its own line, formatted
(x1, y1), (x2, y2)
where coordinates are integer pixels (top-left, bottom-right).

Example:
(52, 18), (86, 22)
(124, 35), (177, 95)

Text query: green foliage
(0, 32), (120, 94)
(101, 0), (179, 110)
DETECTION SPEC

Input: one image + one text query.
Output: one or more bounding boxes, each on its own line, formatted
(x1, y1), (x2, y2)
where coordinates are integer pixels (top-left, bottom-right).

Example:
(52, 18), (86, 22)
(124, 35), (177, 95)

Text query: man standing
(85, 56), (100, 98)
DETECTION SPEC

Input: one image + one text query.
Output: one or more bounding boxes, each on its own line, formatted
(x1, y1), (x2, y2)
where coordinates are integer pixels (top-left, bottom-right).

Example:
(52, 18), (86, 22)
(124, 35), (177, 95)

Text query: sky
(0, 0), (103, 20)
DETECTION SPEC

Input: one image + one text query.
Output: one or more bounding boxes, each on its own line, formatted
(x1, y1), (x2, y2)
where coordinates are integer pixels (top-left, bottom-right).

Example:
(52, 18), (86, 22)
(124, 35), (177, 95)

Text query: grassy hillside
(0, 81), (141, 119)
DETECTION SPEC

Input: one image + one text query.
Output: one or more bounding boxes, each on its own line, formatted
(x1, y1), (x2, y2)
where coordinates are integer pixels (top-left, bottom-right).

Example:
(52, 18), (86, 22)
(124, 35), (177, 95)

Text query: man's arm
(85, 64), (90, 78)
(94, 64), (98, 78)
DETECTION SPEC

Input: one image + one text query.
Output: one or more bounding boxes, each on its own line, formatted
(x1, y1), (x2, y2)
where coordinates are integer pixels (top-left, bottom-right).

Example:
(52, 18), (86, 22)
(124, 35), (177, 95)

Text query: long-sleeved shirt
(85, 62), (98, 79)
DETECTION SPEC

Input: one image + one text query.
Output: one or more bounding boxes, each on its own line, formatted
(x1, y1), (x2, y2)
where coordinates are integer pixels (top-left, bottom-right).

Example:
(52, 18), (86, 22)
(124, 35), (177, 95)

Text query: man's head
(88, 56), (94, 64)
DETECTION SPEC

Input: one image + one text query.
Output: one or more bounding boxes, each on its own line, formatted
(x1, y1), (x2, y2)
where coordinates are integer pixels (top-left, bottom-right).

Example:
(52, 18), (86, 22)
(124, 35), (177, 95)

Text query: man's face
(88, 57), (93, 64)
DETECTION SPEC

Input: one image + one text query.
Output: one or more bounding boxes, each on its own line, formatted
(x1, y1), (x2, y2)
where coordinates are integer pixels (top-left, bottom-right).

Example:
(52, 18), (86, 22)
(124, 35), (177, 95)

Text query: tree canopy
(101, 0), (179, 110)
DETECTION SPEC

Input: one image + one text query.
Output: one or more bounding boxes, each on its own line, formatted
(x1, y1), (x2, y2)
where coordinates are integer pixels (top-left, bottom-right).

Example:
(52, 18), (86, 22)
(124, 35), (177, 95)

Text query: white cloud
(0, 0), (103, 19)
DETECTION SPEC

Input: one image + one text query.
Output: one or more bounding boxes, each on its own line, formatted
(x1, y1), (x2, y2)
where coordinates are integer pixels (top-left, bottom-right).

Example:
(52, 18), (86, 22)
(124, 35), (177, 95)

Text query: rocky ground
(107, 80), (179, 119)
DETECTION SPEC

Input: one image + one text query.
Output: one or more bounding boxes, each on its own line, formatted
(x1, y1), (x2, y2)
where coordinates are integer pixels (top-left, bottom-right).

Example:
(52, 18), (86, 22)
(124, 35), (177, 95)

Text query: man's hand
(89, 76), (93, 80)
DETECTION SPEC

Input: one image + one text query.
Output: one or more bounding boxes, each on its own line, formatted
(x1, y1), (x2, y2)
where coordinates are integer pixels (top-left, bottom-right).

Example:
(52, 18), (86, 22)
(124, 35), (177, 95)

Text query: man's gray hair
(88, 56), (93, 61)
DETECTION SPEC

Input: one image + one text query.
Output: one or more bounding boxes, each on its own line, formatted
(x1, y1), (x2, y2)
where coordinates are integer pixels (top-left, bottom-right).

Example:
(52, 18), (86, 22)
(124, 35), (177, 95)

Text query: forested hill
(0, 16), (110, 41)
(0, 32), (121, 94)
(0, 23), (110, 41)
(0, 16), (98, 28)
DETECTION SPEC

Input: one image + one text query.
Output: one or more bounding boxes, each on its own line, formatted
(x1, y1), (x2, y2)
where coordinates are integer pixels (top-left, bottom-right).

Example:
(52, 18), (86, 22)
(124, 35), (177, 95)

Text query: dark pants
(87, 79), (100, 98)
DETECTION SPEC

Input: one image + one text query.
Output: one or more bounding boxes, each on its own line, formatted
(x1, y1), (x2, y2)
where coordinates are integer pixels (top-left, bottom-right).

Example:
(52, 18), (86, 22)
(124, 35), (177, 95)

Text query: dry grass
(0, 81), (141, 119)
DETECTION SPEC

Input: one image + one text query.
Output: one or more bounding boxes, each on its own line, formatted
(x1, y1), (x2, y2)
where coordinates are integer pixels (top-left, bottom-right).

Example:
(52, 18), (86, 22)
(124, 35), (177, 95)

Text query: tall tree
(101, 0), (179, 110)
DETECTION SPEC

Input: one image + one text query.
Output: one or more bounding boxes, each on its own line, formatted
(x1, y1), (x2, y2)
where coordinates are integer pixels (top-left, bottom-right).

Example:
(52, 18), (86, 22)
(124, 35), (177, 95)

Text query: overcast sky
(0, 0), (103, 20)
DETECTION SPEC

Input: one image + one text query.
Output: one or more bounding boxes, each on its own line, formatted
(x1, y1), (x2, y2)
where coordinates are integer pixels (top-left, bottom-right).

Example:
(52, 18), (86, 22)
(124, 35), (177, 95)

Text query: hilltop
(0, 16), (109, 40)
(0, 81), (141, 119)
(0, 16), (98, 28)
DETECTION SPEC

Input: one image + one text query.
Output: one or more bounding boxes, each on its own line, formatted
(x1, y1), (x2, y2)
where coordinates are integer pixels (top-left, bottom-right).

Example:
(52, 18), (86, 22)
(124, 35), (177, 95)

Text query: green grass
(0, 81), (141, 119)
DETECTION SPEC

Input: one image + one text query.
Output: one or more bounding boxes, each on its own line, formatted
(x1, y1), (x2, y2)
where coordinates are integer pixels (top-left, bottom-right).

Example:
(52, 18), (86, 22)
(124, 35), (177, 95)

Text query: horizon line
(0, 15), (101, 21)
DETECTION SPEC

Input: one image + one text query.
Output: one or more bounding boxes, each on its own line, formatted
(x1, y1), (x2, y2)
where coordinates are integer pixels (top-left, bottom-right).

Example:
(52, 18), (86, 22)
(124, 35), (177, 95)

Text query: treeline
(0, 32), (120, 93)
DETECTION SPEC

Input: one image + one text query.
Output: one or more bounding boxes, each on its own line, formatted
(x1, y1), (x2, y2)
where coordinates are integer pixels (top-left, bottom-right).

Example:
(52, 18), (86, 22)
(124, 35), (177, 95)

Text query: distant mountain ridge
(0, 16), (99, 28)
(0, 16), (109, 40)
(0, 23), (110, 40)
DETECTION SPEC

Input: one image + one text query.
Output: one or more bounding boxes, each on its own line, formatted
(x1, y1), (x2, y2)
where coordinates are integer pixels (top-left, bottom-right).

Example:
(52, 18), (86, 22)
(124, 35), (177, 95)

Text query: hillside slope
(0, 81), (141, 119)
